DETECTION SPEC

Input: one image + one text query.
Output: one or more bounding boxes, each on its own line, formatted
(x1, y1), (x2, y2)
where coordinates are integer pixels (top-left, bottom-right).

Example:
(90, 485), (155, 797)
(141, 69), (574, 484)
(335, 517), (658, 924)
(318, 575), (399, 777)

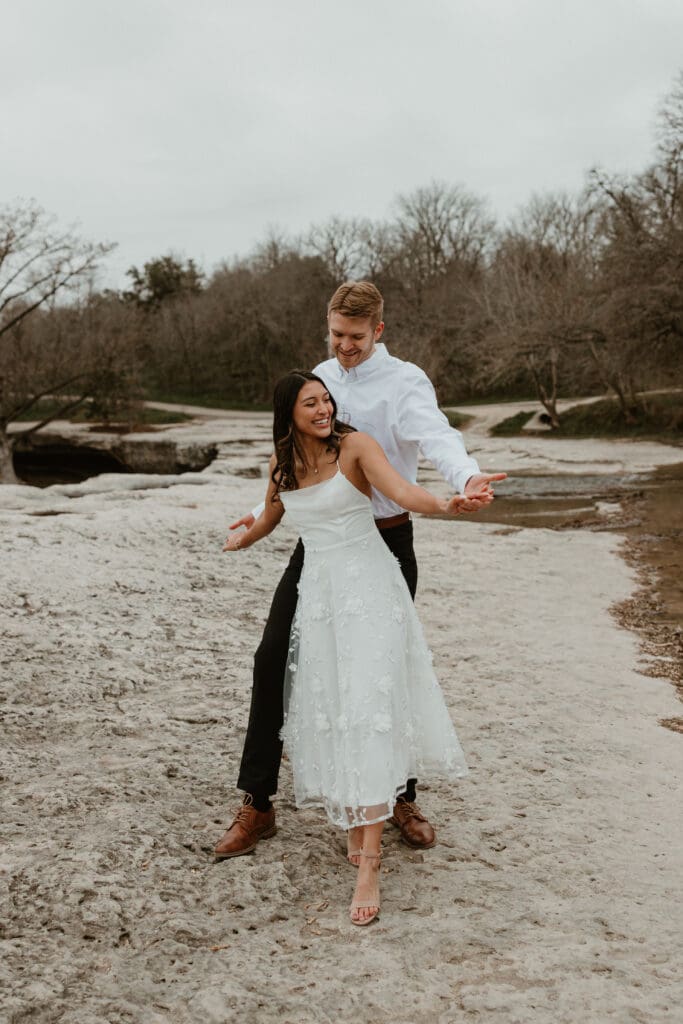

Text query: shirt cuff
(454, 463), (480, 495)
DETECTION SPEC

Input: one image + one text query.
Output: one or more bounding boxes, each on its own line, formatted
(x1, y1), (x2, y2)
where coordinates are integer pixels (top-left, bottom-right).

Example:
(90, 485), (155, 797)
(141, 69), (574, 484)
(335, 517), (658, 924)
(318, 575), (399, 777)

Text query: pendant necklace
(311, 446), (325, 474)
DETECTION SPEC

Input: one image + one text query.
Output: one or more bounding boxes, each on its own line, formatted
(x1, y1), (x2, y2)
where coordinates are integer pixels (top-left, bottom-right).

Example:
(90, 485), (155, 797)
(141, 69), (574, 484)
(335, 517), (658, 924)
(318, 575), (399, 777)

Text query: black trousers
(237, 519), (419, 800)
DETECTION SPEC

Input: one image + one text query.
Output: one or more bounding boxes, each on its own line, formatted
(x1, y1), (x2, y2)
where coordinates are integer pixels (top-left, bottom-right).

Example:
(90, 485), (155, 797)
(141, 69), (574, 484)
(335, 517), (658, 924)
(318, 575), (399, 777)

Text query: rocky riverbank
(1, 420), (682, 1024)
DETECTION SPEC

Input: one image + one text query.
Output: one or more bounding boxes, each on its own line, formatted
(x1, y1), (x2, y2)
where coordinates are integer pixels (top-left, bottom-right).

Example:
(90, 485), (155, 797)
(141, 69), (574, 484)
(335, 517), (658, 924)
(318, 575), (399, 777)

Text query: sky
(2, 0), (681, 288)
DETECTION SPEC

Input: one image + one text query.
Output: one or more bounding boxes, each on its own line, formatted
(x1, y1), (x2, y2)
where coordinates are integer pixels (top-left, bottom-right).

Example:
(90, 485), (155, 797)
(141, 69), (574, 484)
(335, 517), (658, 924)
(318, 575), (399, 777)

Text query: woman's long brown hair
(270, 370), (355, 500)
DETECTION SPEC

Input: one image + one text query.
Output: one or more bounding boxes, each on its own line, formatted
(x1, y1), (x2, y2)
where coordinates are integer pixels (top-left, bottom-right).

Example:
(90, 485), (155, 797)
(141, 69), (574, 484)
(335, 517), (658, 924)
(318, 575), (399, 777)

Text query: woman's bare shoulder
(340, 431), (382, 461)
(339, 430), (376, 451)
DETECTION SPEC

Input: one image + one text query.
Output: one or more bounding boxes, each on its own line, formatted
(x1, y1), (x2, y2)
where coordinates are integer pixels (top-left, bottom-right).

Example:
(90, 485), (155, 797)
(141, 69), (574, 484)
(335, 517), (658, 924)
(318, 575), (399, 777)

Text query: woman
(224, 371), (469, 925)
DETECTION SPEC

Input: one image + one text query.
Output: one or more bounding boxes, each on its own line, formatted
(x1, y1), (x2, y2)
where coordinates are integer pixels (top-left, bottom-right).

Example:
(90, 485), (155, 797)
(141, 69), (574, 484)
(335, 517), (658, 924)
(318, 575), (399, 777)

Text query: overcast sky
(2, 0), (681, 287)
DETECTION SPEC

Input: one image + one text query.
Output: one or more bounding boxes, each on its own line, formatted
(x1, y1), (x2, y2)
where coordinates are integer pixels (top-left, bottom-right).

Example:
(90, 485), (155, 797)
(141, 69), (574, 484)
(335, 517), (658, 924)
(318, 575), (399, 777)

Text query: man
(216, 281), (505, 859)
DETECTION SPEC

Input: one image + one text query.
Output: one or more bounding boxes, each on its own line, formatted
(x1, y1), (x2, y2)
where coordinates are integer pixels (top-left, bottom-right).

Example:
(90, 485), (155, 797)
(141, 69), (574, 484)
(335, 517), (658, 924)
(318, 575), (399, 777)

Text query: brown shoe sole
(214, 824), (277, 860)
(388, 817), (437, 850)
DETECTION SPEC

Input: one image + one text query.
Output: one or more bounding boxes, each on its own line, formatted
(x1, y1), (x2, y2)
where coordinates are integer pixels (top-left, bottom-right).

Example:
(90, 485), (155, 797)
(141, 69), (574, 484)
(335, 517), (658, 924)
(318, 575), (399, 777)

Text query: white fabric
(313, 343), (480, 519)
(278, 467), (468, 830)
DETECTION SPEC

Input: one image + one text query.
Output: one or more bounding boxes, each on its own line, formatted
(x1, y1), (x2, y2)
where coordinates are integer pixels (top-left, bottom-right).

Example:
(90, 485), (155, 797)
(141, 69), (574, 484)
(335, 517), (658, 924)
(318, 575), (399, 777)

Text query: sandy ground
(2, 425), (683, 1024)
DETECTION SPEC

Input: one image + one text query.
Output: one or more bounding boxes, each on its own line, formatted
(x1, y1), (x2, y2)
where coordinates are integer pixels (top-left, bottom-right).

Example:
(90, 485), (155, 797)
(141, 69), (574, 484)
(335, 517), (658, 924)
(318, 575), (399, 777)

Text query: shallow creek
(456, 463), (683, 632)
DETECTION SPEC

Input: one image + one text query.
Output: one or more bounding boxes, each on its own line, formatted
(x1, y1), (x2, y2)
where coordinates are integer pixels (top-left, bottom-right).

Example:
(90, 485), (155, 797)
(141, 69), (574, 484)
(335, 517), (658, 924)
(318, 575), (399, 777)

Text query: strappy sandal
(346, 828), (363, 867)
(350, 852), (381, 926)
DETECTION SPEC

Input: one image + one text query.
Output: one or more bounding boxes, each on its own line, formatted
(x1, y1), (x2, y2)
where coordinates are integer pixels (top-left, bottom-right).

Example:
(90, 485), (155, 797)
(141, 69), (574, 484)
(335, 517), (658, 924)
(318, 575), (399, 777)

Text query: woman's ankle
(359, 851), (381, 866)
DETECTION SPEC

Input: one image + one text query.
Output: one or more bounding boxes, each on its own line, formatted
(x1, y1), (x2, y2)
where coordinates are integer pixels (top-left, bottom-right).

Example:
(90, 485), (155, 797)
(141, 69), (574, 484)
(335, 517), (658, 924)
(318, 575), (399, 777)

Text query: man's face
(328, 312), (384, 371)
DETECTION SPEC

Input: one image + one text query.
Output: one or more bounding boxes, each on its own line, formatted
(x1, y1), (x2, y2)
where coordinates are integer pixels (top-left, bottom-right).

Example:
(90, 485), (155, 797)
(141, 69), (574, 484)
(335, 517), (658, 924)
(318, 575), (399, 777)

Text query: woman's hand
(443, 494), (471, 516)
(228, 512), (255, 531)
(223, 531), (246, 551)
(446, 476), (507, 514)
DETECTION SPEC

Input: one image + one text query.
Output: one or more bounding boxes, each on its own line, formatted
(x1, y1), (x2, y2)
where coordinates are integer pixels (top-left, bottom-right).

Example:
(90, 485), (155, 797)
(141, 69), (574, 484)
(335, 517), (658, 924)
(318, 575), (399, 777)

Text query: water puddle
(457, 470), (643, 529)
(456, 464), (683, 634)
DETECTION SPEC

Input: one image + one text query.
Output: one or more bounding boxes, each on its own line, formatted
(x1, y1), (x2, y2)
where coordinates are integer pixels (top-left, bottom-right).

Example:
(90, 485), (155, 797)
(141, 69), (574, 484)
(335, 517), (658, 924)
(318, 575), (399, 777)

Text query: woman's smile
(292, 380), (334, 438)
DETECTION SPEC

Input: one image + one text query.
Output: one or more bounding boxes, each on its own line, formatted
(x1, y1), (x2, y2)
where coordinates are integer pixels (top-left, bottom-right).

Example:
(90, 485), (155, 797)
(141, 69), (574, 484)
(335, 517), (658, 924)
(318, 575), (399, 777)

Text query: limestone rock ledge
(11, 422), (219, 476)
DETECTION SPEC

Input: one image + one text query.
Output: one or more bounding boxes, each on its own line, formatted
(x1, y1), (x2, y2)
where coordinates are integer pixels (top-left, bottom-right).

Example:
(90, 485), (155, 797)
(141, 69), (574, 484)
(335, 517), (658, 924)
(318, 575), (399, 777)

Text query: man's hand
(228, 513), (255, 531)
(461, 472), (507, 511)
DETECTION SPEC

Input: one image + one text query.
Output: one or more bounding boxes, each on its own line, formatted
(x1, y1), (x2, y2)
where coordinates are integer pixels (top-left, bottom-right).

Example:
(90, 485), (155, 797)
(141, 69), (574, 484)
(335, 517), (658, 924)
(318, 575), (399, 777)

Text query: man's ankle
(397, 791), (416, 805)
(245, 793), (272, 813)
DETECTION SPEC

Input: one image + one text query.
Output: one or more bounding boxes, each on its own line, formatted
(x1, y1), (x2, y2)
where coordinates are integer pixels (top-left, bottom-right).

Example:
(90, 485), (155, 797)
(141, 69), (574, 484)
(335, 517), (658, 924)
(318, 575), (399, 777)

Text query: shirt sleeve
(397, 369), (480, 494)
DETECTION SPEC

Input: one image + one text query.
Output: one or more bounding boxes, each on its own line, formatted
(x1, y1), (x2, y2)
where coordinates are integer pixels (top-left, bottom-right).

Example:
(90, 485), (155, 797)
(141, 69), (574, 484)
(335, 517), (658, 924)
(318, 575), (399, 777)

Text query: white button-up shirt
(313, 344), (480, 519)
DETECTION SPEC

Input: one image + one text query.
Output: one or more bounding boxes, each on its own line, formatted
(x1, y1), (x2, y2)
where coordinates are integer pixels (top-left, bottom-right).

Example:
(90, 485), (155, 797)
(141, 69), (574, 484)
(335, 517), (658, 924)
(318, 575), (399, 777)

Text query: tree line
(1, 72), (681, 482)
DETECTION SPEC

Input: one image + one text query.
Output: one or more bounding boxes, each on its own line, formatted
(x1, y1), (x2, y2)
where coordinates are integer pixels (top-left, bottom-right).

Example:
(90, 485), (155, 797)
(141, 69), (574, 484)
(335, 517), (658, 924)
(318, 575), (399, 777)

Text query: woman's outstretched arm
(223, 456), (284, 551)
(348, 432), (487, 516)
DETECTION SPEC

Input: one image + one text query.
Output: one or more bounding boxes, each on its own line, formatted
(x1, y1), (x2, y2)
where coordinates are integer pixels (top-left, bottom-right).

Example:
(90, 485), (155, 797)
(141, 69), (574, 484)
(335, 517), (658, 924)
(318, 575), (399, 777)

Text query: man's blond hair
(327, 281), (384, 328)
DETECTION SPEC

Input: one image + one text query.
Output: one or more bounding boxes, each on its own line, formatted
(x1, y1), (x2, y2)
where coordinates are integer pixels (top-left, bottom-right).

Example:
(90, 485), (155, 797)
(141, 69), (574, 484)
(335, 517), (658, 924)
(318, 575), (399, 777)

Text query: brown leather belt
(374, 511), (410, 530)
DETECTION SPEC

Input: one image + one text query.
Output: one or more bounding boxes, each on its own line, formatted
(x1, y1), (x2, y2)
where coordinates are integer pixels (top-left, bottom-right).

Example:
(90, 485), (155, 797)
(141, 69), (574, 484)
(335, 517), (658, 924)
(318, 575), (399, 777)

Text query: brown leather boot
(389, 799), (436, 849)
(214, 796), (277, 859)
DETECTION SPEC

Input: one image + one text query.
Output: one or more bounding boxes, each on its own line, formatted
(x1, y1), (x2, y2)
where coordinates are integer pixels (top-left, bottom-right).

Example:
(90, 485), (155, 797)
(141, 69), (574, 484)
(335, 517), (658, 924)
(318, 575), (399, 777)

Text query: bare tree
(586, 94), (683, 418)
(250, 226), (299, 274)
(567, 72), (683, 421)
(304, 216), (375, 280)
(355, 220), (398, 279)
(392, 181), (495, 301)
(0, 201), (114, 482)
(657, 69), (683, 168)
(78, 293), (145, 427)
(478, 192), (600, 425)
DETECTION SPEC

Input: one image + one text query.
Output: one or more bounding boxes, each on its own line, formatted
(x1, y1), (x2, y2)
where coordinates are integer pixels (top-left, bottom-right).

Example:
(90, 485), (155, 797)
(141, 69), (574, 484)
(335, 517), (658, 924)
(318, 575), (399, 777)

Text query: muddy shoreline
(439, 462), (683, 720)
(613, 482), (683, 733)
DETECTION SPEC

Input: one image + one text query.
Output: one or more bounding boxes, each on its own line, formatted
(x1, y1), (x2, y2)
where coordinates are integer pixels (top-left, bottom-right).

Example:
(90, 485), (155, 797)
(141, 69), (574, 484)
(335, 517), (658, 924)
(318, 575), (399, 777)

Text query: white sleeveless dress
(279, 467), (468, 830)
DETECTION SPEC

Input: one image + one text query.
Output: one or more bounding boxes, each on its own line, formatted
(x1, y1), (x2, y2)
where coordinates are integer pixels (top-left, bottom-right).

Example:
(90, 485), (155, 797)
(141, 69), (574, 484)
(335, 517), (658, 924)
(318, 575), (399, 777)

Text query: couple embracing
(218, 281), (505, 925)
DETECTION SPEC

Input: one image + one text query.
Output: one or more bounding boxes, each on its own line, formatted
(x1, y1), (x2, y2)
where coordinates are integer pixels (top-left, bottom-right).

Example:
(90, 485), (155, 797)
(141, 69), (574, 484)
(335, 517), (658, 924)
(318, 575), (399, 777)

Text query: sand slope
(1, 462), (682, 1024)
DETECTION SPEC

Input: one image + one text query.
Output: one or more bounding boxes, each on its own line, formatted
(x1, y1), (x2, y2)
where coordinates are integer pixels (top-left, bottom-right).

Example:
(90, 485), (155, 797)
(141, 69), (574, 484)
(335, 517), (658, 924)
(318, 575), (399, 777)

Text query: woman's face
(292, 381), (334, 441)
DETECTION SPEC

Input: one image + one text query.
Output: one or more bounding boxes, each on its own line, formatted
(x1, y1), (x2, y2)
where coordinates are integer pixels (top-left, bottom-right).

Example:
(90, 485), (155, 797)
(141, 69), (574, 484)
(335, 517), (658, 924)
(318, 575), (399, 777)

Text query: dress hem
(292, 767), (469, 831)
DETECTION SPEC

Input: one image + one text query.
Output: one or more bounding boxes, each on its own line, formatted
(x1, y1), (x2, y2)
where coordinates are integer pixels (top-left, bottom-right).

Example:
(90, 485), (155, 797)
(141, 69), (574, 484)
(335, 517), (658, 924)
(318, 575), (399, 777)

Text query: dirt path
(144, 402), (266, 420)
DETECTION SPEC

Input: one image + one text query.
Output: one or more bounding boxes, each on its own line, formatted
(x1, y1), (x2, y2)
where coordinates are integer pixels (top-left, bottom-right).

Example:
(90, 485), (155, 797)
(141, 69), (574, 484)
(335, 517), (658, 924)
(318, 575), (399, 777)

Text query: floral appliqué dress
(279, 467), (468, 830)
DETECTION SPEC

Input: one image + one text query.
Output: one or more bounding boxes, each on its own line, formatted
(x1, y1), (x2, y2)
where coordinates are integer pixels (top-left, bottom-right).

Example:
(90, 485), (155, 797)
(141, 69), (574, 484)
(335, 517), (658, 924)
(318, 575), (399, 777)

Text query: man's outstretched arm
(398, 373), (506, 503)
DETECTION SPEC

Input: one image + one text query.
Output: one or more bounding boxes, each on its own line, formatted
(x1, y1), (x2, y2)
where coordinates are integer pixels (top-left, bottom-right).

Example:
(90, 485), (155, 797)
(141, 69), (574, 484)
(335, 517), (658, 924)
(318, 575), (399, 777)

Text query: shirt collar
(334, 343), (390, 382)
